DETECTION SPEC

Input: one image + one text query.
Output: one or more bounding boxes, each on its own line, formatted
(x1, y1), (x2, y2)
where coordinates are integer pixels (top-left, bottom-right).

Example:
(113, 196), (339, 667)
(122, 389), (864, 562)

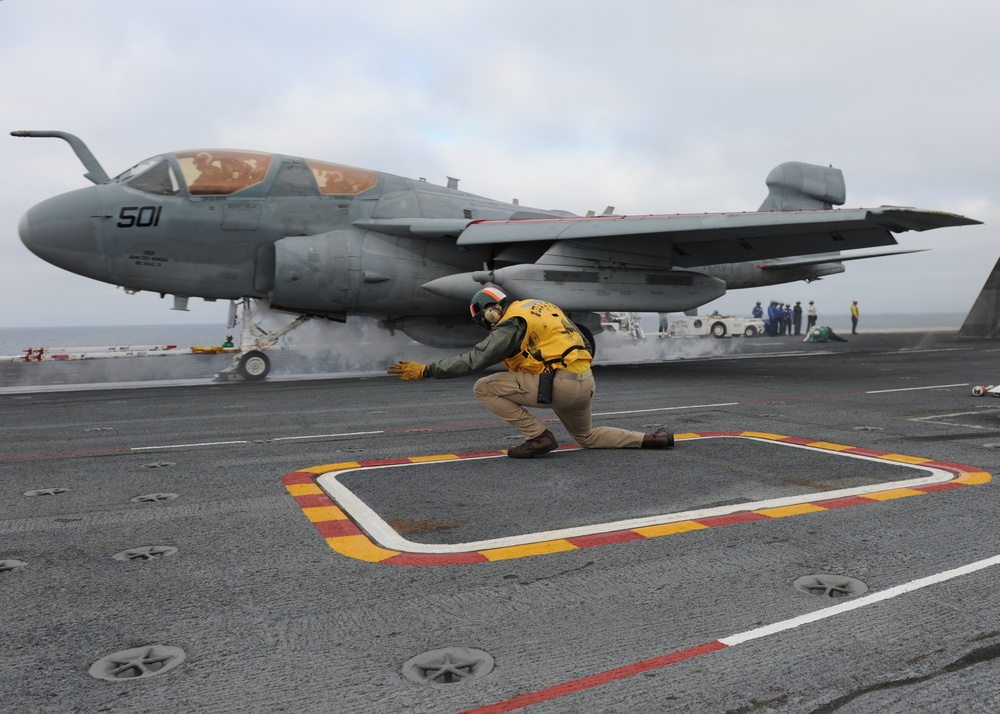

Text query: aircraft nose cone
(17, 210), (31, 248)
(19, 187), (107, 281)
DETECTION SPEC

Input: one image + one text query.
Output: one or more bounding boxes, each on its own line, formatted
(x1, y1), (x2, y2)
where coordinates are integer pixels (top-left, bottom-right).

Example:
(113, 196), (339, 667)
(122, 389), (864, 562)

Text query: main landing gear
(214, 298), (311, 382)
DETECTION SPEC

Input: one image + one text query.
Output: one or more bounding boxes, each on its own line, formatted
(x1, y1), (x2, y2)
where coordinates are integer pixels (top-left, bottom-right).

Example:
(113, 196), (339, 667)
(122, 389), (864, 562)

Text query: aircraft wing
(455, 207), (980, 269)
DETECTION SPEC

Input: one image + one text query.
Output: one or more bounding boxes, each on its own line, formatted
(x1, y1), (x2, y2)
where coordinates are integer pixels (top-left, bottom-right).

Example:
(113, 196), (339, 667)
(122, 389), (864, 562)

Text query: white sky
(2, 0), (997, 328)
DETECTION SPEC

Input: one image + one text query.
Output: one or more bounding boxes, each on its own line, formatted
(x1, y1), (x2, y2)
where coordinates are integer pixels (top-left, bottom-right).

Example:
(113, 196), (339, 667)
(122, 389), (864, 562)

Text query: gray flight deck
(3, 332), (1000, 713)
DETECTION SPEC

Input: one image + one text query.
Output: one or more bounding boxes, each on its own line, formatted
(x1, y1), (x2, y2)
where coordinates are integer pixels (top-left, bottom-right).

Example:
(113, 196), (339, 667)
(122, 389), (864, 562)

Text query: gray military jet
(13, 130), (980, 380)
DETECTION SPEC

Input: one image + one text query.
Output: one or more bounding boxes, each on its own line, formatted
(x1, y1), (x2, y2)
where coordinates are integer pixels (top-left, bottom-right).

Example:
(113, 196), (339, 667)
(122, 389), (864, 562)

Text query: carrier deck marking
(282, 431), (990, 565)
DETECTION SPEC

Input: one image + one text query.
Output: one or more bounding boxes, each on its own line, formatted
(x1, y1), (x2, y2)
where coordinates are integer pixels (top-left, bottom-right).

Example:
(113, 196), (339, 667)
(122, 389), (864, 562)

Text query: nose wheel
(238, 350), (271, 380)
(214, 298), (310, 382)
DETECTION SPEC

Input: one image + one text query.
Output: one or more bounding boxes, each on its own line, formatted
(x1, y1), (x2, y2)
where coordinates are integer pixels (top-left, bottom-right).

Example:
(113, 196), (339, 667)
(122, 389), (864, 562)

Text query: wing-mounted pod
(11, 130), (110, 184)
(758, 162), (845, 211)
(380, 315), (485, 349)
(423, 265), (726, 313)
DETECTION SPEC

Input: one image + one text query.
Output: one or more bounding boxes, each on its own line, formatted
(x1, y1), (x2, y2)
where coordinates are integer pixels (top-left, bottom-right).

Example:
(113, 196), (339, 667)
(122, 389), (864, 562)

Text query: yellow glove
(387, 360), (428, 381)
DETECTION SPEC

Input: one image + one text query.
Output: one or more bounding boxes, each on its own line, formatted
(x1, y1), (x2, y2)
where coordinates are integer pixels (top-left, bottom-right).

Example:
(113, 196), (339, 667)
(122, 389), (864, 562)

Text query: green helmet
(469, 287), (509, 329)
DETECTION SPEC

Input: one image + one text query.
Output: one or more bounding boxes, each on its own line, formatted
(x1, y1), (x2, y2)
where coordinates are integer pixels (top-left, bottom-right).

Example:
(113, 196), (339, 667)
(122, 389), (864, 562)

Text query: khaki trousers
(473, 369), (644, 449)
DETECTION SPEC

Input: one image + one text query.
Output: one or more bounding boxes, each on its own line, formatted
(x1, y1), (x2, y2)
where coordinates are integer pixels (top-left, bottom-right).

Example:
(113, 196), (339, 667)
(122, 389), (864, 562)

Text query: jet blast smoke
(252, 312), (462, 377)
(254, 310), (750, 378)
(0, 308), (773, 393)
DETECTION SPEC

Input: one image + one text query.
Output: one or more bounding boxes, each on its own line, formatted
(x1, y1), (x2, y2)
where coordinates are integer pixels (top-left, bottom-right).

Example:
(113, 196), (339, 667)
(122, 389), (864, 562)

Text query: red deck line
(460, 641), (728, 713)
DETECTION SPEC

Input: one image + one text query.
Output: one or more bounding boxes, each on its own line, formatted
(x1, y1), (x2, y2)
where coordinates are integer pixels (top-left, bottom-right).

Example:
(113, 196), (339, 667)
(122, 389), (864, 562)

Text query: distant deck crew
(804, 325), (848, 343)
(807, 300), (817, 330)
(851, 300), (860, 334)
(388, 288), (673, 458)
(766, 301), (779, 336)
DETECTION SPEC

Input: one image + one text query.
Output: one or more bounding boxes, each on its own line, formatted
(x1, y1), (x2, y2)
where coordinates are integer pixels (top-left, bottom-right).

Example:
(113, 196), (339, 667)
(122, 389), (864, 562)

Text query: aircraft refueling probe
(12, 130), (110, 184)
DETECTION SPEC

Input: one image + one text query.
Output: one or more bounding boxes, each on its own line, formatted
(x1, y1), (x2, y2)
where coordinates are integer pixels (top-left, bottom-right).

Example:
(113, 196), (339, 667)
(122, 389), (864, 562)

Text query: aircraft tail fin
(959, 256), (1000, 338)
(758, 162), (845, 211)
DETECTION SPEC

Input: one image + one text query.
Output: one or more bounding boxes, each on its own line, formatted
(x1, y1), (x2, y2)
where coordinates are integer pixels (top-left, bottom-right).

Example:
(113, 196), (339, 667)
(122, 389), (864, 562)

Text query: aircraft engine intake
(271, 230), (363, 314)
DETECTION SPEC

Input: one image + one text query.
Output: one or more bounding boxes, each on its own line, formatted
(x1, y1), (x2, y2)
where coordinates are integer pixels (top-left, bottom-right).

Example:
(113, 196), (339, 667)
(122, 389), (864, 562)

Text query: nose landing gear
(237, 350), (271, 381)
(214, 298), (310, 382)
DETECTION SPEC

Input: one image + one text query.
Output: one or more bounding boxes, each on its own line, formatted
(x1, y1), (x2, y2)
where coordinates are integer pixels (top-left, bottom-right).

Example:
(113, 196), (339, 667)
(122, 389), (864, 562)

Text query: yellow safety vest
(499, 300), (592, 374)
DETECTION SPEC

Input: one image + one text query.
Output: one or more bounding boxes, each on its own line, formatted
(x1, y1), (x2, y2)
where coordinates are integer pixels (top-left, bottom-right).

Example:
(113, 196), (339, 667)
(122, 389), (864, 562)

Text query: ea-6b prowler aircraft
(13, 130), (980, 380)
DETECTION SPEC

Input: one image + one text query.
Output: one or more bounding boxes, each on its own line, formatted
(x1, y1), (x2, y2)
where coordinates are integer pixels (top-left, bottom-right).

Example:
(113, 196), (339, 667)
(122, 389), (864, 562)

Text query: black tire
(238, 350), (270, 381)
(711, 322), (727, 338)
(744, 325), (757, 337)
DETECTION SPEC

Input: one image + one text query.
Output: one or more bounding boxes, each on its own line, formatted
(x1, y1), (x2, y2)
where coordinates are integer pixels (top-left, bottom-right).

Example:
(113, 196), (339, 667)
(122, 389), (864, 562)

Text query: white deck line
(720, 552), (1000, 646)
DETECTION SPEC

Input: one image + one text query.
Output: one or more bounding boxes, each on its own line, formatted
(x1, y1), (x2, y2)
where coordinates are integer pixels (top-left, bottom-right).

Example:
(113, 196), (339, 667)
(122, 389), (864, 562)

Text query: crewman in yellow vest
(388, 287), (674, 458)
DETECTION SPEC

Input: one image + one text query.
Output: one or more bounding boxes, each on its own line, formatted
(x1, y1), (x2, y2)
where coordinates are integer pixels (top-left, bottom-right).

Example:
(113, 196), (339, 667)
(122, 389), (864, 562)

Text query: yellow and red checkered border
(282, 432), (991, 565)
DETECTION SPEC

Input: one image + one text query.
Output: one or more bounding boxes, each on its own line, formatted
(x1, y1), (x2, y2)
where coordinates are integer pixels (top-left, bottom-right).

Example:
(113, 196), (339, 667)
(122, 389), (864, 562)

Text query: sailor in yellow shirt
(388, 288), (673, 458)
(851, 300), (860, 334)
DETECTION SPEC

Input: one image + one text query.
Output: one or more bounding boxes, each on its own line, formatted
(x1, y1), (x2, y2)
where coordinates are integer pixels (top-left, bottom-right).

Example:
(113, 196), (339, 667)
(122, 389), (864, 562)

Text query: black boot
(641, 428), (674, 449)
(507, 429), (558, 459)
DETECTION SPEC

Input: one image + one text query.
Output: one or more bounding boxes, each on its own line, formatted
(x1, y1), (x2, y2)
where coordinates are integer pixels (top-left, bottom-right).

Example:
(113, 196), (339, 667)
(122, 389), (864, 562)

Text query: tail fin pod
(758, 161), (845, 211)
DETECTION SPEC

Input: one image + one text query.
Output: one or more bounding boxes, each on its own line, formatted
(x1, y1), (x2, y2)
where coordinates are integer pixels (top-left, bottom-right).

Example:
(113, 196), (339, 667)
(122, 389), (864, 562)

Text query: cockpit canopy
(115, 150), (379, 197)
(177, 150), (273, 195)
